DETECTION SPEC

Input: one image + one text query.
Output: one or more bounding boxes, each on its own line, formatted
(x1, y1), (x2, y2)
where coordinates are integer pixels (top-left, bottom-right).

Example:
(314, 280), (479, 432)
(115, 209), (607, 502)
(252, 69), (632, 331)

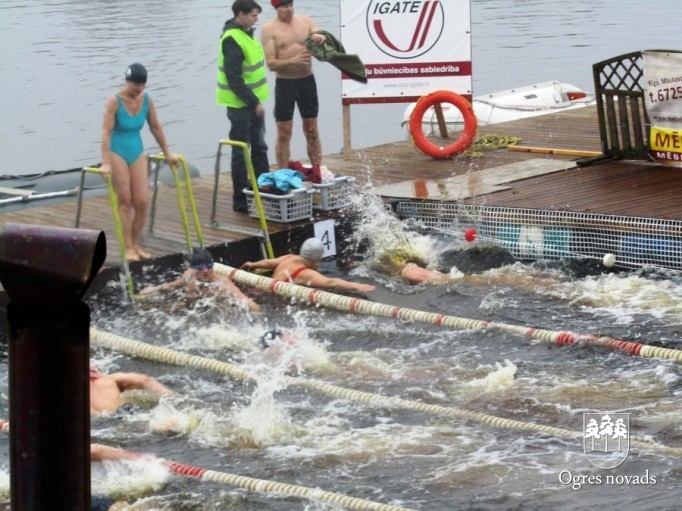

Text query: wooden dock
(1, 104), (681, 268)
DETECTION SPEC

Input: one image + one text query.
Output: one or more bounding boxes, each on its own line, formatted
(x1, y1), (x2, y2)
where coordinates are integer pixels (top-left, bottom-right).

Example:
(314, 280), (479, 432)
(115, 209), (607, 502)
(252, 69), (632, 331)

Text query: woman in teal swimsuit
(100, 63), (179, 261)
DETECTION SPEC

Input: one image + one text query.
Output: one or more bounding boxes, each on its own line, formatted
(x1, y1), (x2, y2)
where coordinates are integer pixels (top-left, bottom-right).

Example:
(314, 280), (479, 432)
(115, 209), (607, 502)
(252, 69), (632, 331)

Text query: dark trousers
(226, 106), (269, 206)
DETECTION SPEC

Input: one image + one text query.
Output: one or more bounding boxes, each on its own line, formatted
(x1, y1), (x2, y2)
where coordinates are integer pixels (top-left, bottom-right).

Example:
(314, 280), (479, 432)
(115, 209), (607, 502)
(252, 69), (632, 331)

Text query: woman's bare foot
(126, 249), (141, 262)
(136, 247), (152, 260)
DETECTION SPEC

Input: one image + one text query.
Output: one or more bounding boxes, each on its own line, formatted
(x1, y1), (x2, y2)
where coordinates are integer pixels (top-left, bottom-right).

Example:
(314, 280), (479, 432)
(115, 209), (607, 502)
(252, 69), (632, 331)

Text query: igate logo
(366, 0), (445, 60)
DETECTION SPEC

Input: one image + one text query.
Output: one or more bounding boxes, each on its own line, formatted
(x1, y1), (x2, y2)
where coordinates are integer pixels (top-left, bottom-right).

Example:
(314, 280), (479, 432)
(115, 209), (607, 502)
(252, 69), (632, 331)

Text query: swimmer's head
(260, 330), (283, 350)
(260, 329), (297, 350)
(299, 238), (324, 263)
(125, 62), (147, 84)
(190, 247), (214, 271)
(372, 247), (427, 276)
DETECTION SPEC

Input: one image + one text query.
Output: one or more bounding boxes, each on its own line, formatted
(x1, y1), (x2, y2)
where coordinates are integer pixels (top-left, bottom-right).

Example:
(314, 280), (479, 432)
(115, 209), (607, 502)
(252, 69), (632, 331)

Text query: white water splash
(467, 360), (517, 390)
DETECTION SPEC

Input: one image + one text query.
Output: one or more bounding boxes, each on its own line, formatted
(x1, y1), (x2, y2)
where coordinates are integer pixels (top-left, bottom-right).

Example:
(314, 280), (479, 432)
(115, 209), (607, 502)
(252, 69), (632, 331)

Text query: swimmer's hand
(98, 163), (112, 180)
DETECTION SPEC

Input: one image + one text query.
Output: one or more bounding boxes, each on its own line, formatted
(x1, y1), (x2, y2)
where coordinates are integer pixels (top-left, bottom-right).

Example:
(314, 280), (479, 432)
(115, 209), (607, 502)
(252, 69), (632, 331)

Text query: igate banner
(340, 0), (472, 104)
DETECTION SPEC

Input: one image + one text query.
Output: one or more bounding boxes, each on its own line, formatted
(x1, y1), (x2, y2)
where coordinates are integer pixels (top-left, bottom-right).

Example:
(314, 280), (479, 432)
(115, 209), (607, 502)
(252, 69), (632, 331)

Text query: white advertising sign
(643, 50), (682, 168)
(340, 0), (472, 104)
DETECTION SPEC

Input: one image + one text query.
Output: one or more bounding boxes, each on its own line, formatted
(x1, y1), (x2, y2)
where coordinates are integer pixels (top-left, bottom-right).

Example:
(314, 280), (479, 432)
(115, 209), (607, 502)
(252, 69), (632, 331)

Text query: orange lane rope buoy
(408, 90), (478, 159)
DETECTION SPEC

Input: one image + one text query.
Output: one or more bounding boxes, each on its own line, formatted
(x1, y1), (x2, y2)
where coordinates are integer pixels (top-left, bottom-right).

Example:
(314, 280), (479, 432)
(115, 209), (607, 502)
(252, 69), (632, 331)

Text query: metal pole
(0, 223), (106, 511)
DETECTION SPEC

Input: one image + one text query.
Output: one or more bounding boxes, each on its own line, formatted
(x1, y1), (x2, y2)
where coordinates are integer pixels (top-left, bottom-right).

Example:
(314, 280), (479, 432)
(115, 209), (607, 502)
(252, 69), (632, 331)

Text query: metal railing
(148, 153), (204, 252)
(75, 166), (134, 296)
(211, 139), (274, 258)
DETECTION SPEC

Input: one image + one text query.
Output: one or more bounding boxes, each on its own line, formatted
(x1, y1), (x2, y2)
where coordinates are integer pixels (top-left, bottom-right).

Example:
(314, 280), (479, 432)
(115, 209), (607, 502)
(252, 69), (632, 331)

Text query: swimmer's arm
(147, 98), (177, 164)
(299, 270), (375, 293)
(99, 95), (118, 175)
(91, 443), (138, 462)
(137, 276), (184, 296)
(241, 256), (285, 271)
(109, 373), (174, 396)
(218, 277), (261, 314)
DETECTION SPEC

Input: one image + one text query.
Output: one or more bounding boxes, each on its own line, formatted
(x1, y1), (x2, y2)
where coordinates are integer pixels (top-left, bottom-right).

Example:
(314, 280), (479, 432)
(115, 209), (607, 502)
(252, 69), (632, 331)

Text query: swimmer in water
(139, 247), (261, 314)
(371, 246), (459, 285)
(89, 366), (174, 414)
(241, 238), (375, 293)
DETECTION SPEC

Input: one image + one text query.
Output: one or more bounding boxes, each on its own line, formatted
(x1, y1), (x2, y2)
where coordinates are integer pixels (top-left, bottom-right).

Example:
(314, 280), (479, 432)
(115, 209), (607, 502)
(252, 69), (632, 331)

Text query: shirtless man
(241, 238), (375, 293)
(90, 367), (173, 414)
(261, 0), (326, 169)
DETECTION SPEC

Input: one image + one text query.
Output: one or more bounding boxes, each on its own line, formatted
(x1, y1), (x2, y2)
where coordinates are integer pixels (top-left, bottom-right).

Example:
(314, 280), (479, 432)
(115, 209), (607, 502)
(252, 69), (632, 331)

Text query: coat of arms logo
(583, 413), (630, 469)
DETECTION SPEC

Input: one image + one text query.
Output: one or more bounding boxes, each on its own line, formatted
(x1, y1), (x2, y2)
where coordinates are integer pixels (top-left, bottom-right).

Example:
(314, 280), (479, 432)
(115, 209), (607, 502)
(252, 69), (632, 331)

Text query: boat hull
(402, 81), (596, 137)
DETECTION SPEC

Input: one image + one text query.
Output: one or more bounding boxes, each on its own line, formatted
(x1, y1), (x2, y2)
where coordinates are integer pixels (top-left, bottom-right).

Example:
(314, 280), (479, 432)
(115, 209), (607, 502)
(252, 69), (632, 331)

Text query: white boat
(401, 80), (596, 137)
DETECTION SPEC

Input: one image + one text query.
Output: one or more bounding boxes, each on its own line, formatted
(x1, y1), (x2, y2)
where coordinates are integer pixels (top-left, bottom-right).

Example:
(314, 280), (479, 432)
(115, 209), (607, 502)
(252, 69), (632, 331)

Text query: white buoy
(602, 253), (616, 268)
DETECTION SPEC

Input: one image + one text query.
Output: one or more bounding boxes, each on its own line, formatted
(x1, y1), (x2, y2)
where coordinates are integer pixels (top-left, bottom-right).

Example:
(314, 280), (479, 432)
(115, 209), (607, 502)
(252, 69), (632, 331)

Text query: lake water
(1, 0), (681, 176)
(1, 2), (681, 511)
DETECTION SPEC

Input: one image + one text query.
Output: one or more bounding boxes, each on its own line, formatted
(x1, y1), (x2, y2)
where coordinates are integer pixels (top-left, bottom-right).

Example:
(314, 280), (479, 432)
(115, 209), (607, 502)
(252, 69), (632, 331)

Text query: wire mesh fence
(395, 201), (682, 271)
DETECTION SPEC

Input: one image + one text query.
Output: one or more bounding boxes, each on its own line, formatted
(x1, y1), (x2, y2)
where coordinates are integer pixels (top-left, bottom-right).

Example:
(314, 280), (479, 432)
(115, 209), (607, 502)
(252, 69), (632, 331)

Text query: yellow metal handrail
(148, 153), (204, 252)
(76, 166), (134, 297)
(211, 139), (274, 258)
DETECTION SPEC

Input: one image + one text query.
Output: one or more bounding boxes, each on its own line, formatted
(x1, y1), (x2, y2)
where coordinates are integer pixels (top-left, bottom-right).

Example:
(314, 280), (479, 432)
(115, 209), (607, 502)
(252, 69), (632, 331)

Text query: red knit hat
(271, 0), (293, 8)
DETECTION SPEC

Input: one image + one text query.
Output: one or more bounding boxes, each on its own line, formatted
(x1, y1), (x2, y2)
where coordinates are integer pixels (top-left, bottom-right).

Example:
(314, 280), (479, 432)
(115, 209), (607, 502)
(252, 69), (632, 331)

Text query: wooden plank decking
(1, 105), (681, 266)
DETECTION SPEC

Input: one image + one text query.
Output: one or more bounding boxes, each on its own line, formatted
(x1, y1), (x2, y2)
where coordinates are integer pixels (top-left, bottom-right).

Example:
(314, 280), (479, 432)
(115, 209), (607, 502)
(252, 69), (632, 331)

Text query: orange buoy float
(409, 90), (478, 159)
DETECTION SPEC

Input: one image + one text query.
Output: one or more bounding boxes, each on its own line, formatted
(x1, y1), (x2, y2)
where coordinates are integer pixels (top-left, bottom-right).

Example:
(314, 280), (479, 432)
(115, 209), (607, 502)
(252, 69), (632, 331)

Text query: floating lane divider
(89, 329), (682, 458)
(0, 420), (415, 511)
(220, 265), (682, 364)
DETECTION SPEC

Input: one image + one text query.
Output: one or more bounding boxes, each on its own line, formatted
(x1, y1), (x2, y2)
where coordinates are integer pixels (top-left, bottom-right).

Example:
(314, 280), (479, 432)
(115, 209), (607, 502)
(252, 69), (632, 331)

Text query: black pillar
(0, 223), (106, 511)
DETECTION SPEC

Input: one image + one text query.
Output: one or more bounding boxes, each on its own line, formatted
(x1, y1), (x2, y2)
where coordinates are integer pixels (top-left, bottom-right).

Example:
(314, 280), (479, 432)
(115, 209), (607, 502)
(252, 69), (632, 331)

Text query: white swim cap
(299, 238), (324, 262)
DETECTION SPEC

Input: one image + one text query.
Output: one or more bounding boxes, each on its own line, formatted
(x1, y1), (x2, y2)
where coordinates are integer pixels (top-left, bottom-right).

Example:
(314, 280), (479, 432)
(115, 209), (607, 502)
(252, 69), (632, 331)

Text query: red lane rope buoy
(409, 90), (478, 159)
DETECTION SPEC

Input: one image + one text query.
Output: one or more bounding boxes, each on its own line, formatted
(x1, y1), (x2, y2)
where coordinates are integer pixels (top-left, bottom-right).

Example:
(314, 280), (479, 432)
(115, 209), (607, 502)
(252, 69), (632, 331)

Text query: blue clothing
(110, 92), (149, 165)
(226, 106), (269, 207)
(257, 169), (304, 192)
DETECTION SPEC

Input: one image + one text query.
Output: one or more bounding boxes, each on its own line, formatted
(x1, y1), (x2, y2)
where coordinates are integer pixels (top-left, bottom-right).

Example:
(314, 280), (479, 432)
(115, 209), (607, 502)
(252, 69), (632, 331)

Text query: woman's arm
(99, 95), (118, 176)
(147, 97), (178, 164)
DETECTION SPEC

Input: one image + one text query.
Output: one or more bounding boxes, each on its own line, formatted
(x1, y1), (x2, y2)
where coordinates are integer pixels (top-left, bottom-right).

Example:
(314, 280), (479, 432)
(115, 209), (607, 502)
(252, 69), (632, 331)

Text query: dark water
(1, 1), (681, 510)
(1, 193), (681, 510)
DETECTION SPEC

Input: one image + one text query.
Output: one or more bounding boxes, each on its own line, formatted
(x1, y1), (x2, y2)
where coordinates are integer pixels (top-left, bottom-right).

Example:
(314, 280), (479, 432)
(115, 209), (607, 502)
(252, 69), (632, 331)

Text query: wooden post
(343, 103), (352, 160)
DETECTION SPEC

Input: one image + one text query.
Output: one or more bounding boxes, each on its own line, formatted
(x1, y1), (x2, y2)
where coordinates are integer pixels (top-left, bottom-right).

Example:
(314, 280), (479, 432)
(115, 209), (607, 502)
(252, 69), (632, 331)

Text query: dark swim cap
(260, 330), (282, 349)
(125, 62), (147, 83)
(190, 247), (213, 267)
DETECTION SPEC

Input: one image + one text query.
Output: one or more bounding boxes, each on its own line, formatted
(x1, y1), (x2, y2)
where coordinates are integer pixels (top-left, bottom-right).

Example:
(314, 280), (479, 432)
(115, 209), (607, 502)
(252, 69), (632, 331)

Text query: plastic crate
(312, 176), (356, 211)
(244, 187), (314, 223)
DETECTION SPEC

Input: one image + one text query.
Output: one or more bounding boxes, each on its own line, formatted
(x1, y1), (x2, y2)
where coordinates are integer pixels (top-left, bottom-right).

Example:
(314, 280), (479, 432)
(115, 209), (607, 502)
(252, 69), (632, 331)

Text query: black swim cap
(260, 330), (282, 349)
(125, 62), (147, 83)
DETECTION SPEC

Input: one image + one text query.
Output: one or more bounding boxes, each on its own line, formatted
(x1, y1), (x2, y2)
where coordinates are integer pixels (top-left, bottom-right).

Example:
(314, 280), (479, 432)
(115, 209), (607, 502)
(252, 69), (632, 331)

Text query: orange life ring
(409, 90), (478, 159)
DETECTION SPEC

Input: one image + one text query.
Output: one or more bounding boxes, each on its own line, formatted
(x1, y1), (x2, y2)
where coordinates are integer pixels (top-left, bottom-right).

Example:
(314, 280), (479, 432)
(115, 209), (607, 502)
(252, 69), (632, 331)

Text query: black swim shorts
(274, 75), (319, 122)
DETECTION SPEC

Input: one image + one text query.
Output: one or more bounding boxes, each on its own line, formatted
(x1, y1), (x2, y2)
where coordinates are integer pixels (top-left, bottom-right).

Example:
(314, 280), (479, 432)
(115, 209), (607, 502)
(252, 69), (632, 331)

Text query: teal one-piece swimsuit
(110, 92), (149, 165)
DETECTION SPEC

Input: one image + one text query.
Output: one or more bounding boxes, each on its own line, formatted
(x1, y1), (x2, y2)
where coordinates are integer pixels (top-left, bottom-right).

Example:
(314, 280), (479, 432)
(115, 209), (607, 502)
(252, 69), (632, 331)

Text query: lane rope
(0, 420), (416, 511)
(89, 329), (682, 458)
(220, 265), (682, 364)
